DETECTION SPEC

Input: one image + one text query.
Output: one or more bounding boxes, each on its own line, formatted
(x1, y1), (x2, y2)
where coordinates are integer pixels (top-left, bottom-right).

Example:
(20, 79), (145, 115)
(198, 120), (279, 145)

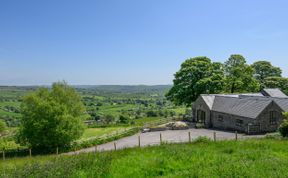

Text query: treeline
(166, 54), (288, 106)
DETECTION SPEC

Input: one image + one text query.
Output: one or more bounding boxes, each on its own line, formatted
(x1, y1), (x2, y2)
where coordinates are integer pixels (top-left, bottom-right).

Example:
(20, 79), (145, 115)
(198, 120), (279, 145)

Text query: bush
(279, 112), (288, 137)
(193, 136), (211, 144)
(195, 123), (205, 129)
(146, 110), (158, 117)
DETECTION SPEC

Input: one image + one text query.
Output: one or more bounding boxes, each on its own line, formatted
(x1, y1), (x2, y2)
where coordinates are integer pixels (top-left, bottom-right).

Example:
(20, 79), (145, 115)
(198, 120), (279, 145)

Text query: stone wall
(193, 97), (211, 127)
(257, 101), (284, 133)
(211, 111), (252, 133)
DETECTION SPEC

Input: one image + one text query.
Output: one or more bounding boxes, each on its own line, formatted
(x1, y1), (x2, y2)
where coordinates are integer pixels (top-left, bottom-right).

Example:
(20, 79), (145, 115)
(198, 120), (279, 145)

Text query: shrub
(195, 123), (205, 129)
(146, 110), (158, 117)
(279, 112), (288, 137)
(193, 136), (211, 144)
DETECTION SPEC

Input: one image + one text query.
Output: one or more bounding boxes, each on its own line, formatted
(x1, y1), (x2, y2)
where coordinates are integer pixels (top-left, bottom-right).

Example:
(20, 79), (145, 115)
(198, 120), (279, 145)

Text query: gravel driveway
(68, 128), (265, 155)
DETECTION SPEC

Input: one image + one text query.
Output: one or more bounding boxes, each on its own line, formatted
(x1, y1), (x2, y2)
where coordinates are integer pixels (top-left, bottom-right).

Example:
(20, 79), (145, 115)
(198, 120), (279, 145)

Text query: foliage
(224, 54), (260, 93)
(0, 138), (20, 151)
(264, 77), (288, 95)
(0, 119), (6, 134)
(3, 139), (288, 178)
(17, 81), (86, 149)
(101, 115), (115, 125)
(166, 56), (224, 106)
(146, 110), (158, 117)
(118, 115), (130, 124)
(279, 112), (288, 137)
(251, 61), (282, 88)
(69, 127), (139, 152)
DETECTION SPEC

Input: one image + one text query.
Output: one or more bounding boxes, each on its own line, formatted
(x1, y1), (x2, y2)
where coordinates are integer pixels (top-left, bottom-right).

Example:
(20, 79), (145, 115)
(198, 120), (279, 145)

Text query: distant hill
(74, 85), (172, 94)
(0, 85), (172, 97)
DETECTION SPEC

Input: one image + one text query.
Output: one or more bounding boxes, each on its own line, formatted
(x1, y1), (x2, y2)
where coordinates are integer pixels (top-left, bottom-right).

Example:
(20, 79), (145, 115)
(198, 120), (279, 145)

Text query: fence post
(114, 142), (117, 150)
(160, 133), (162, 144)
(2, 150), (5, 161)
(188, 132), (191, 143)
(29, 149), (32, 157)
(138, 135), (141, 147)
(213, 132), (216, 142)
(56, 147), (59, 155)
(95, 145), (98, 153)
(235, 131), (238, 141)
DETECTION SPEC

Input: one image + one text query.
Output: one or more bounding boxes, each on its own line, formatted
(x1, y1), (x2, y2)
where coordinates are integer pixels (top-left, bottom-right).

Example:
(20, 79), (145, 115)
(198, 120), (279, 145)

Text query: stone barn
(192, 89), (288, 134)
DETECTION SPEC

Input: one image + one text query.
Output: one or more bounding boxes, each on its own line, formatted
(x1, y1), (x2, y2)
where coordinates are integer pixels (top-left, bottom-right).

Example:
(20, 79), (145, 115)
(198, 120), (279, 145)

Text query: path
(67, 128), (265, 155)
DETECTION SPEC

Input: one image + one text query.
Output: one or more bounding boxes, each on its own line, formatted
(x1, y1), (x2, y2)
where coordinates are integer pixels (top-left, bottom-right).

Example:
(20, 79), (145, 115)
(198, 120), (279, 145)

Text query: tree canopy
(251, 61), (282, 88)
(166, 57), (224, 106)
(224, 55), (260, 93)
(18, 81), (86, 149)
(264, 77), (288, 95)
(166, 54), (287, 106)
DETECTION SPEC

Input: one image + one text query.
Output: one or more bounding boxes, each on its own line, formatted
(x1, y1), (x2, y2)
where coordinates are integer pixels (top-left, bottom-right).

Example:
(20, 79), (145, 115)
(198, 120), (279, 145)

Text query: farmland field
(1, 138), (288, 178)
(80, 127), (132, 140)
(0, 85), (187, 153)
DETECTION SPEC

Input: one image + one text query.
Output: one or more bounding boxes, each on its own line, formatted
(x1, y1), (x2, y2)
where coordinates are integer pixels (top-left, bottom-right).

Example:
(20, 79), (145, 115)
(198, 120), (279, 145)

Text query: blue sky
(1, 0), (288, 85)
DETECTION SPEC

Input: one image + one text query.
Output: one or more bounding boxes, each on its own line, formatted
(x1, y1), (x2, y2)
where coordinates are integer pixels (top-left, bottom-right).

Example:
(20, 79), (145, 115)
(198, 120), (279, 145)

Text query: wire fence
(76, 131), (244, 154)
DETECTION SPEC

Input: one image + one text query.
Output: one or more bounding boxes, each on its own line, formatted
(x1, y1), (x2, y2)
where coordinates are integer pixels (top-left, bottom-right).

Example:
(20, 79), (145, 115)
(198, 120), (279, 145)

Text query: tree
(263, 77), (288, 95)
(224, 54), (260, 93)
(0, 120), (6, 135)
(119, 115), (129, 124)
(251, 61), (282, 88)
(166, 57), (224, 106)
(18, 81), (86, 149)
(101, 115), (115, 125)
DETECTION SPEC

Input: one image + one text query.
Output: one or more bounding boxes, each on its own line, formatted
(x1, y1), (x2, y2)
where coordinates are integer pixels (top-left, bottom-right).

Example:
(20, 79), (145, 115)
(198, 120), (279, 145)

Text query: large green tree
(251, 61), (282, 88)
(224, 54), (260, 93)
(18, 81), (86, 149)
(263, 77), (288, 95)
(166, 56), (224, 106)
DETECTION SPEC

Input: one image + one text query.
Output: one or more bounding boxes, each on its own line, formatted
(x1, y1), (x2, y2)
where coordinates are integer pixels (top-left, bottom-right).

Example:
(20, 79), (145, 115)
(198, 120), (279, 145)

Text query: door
(197, 110), (206, 123)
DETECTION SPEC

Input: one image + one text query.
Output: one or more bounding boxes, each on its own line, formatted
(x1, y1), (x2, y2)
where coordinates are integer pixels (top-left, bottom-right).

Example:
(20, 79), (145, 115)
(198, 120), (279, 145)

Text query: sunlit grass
(2, 138), (288, 178)
(80, 127), (132, 140)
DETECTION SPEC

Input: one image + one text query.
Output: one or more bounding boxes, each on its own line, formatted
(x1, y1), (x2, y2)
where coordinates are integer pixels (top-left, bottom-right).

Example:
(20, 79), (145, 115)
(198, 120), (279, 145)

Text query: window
(269, 111), (277, 125)
(236, 119), (244, 127)
(218, 115), (224, 122)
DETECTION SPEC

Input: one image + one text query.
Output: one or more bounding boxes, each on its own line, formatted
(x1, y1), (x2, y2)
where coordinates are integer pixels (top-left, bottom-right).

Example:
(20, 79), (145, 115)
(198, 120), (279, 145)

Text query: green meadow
(1, 138), (288, 178)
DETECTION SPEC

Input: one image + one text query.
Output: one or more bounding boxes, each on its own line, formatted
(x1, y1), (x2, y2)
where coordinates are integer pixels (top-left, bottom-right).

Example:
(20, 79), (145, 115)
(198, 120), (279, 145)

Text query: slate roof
(274, 98), (288, 111)
(262, 88), (288, 98)
(199, 89), (288, 119)
(211, 96), (272, 119)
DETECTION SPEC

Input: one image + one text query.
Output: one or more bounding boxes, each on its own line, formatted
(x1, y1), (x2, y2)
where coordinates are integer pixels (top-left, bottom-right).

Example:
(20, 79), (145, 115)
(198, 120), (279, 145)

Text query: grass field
(81, 127), (132, 140)
(1, 138), (288, 178)
(134, 117), (163, 125)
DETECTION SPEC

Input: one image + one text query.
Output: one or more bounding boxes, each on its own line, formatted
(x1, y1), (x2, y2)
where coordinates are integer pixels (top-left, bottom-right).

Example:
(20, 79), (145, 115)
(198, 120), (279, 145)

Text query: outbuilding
(192, 89), (288, 134)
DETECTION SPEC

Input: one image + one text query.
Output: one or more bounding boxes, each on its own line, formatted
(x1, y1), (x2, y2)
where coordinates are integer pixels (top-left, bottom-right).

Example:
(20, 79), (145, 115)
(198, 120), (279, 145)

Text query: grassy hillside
(1, 138), (288, 178)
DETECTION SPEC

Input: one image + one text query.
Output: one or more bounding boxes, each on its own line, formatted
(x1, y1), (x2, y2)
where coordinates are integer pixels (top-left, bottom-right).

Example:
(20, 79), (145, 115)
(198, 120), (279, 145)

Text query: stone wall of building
(193, 97), (211, 127)
(257, 101), (284, 133)
(211, 111), (252, 133)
